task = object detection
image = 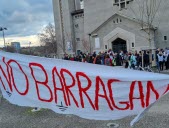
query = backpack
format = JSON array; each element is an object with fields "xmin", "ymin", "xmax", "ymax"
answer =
[
  {"xmin": 96, "ymin": 58, "xmax": 101, "ymax": 64},
  {"xmin": 105, "ymin": 58, "xmax": 110, "ymax": 65},
  {"xmin": 112, "ymin": 58, "xmax": 116, "ymax": 66}
]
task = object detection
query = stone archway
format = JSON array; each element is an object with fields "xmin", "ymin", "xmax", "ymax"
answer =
[
  {"xmin": 103, "ymin": 27, "xmax": 135, "ymax": 51},
  {"xmin": 112, "ymin": 38, "xmax": 127, "ymax": 53}
]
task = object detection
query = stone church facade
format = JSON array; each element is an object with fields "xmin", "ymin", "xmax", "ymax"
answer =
[{"xmin": 52, "ymin": 0, "xmax": 169, "ymax": 55}]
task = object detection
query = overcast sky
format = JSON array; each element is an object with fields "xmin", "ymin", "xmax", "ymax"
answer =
[{"xmin": 0, "ymin": 0, "xmax": 54, "ymax": 47}]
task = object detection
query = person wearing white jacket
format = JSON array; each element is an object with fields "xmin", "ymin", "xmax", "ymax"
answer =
[{"xmin": 157, "ymin": 51, "xmax": 164, "ymax": 71}]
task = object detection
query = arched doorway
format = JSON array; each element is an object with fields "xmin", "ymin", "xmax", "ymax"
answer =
[
  {"xmin": 103, "ymin": 27, "xmax": 136, "ymax": 52},
  {"xmin": 112, "ymin": 38, "xmax": 127, "ymax": 53}
]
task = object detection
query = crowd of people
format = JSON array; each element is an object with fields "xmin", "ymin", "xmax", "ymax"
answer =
[{"xmin": 63, "ymin": 48, "xmax": 169, "ymax": 71}]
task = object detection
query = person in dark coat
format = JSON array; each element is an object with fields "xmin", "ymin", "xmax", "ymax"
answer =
[
  {"xmin": 95, "ymin": 55, "xmax": 101, "ymax": 65},
  {"xmin": 116, "ymin": 53, "xmax": 121, "ymax": 66},
  {"xmin": 143, "ymin": 51, "xmax": 149, "ymax": 67},
  {"xmin": 89, "ymin": 55, "xmax": 93, "ymax": 63},
  {"xmin": 167, "ymin": 54, "xmax": 169, "ymax": 70}
]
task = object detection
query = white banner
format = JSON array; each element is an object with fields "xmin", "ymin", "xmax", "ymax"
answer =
[{"xmin": 0, "ymin": 51, "xmax": 169, "ymax": 126}]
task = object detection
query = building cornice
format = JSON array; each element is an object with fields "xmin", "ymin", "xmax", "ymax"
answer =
[{"xmin": 71, "ymin": 9, "xmax": 84, "ymax": 15}]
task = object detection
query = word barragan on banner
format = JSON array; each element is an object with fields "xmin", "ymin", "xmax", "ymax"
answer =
[{"xmin": 0, "ymin": 57, "xmax": 169, "ymax": 111}]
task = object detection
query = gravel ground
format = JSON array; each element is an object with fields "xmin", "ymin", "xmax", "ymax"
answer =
[
  {"xmin": 0, "ymin": 71, "xmax": 169, "ymax": 128},
  {"xmin": 0, "ymin": 92, "xmax": 169, "ymax": 128}
]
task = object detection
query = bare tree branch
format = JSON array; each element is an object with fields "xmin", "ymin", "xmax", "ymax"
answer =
[
  {"xmin": 38, "ymin": 23, "xmax": 58, "ymax": 55},
  {"xmin": 129, "ymin": 0, "xmax": 162, "ymax": 48},
  {"xmin": 81, "ymin": 39, "xmax": 90, "ymax": 52}
]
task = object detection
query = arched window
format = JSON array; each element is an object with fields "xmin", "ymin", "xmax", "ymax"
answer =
[
  {"xmin": 131, "ymin": 42, "xmax": 135, "ymax": 48},
  {"xmin": 80, "ymin": 0, "xmax": 84, "ymax": 9}
]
